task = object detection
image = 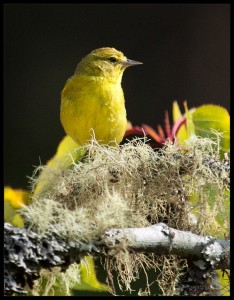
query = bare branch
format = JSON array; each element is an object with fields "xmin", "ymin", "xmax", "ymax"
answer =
[{"xmin": 101, "ymin": 223, "xmax": 230, "ymax": 269}]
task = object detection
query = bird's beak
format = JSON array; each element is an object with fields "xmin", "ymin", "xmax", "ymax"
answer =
[{"xmin": 122, "ymin": 59, "xmax": 143, "ymax": 67}]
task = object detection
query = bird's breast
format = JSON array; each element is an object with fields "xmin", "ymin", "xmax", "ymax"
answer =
[{"xmin": 61, "ymin": 76, "xmax": 127, "ymax": 145}]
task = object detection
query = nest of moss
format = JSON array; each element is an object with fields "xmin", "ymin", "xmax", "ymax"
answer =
[{"xmin": 22, "ymin": 136, "xmax": 229, "ymax": 296}]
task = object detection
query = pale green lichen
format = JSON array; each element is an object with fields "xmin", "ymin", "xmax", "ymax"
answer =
[{"xmin": 21, "ymin": 136, "xmax": 229, "ymax": 295}]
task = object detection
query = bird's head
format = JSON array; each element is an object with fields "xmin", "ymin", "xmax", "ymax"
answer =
[{"xmin": 75, "ymin": 47, "xmax": 142, "ymax": 83}]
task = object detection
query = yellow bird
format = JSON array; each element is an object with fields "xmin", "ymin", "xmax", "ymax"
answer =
[{"xmin": 60, "ymin": 47, "xmax": 142, "ymax": 146}]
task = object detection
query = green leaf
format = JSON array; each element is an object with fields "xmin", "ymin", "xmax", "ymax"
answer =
[
  {"xmin": 72, "ymin": 257, "xmax": 109, "ymax": 293},
  {"xmin": 184, "ymin": 101, "xmax": 196, "ymax": 138},
  {"xmin": 32, "ymin": 258, "xmax": 108, "ymax": 296},
  {"xmin": 33, "ymin": 135, "xmax": 86, "ymax": 198},
  {"xmin": 172, "ymin": 100, "xmax": 183, "ymax": 122},
  {"xmin": 191, "ymin": 105, "xmax": 230, "ymax": 157},
  {"xmin": 172, "ymin": 101, "xmax": 188, "ymax": 143},
  {"xmin": 217, "ymin": 270, "xmax": 230, "ymax": 296},
  {"xmin": 4, "ymin": 187, "xmax": 30, "ymax": 227}
]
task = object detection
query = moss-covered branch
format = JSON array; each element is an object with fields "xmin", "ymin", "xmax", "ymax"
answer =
[
  {"xmin": 9, "ymin": 136, "xmax": 229, "ymax": 296},
  {"xmin": 4, "ymin": 222, "xmax": 230, "ymax": 295}
]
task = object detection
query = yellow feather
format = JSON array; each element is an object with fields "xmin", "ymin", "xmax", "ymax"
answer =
[{"xmin": 60, "ymin": 47, "xmax": 142, "ymax": 145}]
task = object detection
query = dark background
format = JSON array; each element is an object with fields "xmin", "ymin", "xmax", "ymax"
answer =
[{"xmin": 4, "ymin": 4, "xmax": 230, "ymax": 189}]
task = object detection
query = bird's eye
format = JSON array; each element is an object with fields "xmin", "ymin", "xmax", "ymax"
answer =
[{"xmin": 109, "ymin": 57, "xmax": 117, "ymax": 63}]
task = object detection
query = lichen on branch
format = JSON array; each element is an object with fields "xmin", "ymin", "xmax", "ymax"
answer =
[{"xmin": 20, "ymin": 135, "xmax": 229, "ymax": 295}]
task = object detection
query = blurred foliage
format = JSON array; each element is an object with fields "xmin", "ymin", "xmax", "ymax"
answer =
[
  {"xmin": 186, "ymin": 104, "xmax": 230, "ymax": 158},
  {"xmin": 71, "ymin": 257, "xmax": 108, "ymax": 294},
  {"xmin": 4, "ymin": 187, "xmax": 30, "ymax": 227}
]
